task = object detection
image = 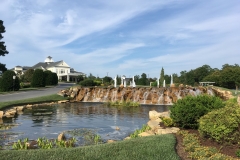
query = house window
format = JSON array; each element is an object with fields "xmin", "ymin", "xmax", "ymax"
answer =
[{"xmin": 61, "ymin": 69, "xmax": 65, "ymax": 74}]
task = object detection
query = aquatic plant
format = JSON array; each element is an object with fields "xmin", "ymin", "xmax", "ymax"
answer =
[
  {"xmin": 12, "ymin": 138, "xmax": 28, "ymax": 150},
  {"xmin": 104, "ymin": 101, "xmax": 140, "ymax": 107},
  {"xmin": 37, "ymin": 137, "xmax": 53, "ymax": 149},
  {"xmin": 130, "ymin": 124, "xmax": 151, "ymax": 138}
]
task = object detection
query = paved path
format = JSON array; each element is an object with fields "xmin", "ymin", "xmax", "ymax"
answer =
[{"xmin": 0, "ymin": 82, "xmax": 74, "ymax": 102}]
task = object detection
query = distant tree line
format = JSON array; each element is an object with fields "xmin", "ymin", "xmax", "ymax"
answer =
[
  {"xmin": 130, "ymin": 64, "xmax": 240, "ymax": 90},
  {"xmin": 77, "ymin": 63, "xmax": 240, "ymax": 90}
]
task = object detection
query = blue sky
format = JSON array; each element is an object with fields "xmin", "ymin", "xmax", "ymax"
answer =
[{"xmin": 0, "ymin": 0, "xmax": 239, "ymax": 78}]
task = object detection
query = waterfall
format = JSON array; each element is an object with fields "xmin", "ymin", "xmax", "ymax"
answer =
[
  {"xmin": 157, "ymin": 91, "xmax": 164, "ymax": 104},
  {"xmin": 111, "ymin": 90, "xmax": 118, "ymax": 102},
  {"xmin": 103, "ymin": 89, "xmax": 110, "ymax": 102},
  {"xmin": 143, "ymin": 91, "xmax": 149, "ymax": 104}
]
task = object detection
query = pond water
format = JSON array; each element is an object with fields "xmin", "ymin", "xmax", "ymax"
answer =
[{"xmin": 0, "ymin": 103, "xmax": 170, "ymax": 146}]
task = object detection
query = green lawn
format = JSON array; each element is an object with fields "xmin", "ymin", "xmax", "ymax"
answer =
[
  {"xmin": 0, "ymin": 134, "xmax": 180, "ymax": 160},
  {"xmin": 0, "ymin": 94, "xmax": 68, "ymax": 110}
]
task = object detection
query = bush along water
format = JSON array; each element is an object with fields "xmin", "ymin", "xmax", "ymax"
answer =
[
  {"xmin": 130, "ymin": 124, "xmax": 151, "ymax": 138},
  {"xmin": 160, "ymin": 117, "xmax": 175, "ymax": 127},
  {"xmin": 11, "ymin": 129, "xmax": 103, "ymax": 150},
  {"xmin": 170, "ymin": 94, "xmax": 224, "ymax": 129},
  {"xmin": 12, "ymin": 138, "xmax": 29, "ymax": 150},
  {"xmin": 104, "ymin": 100, "xmax": 140, "ymax": 107},
  {"xmin": 198, "ymin": 98, "xmax": 240, "ymax": 144},
  {"xmin": 12, "ymin": 137, "xmax": 77, "ymax": 150}
]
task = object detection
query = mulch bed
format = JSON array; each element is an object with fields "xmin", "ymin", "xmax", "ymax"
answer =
[{"xmin": 175, "ymin": 129, "xmax": 240, "ymax": 159}]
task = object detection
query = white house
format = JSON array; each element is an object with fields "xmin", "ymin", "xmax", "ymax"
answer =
[{"xmin": 12, "ymin": 56, "xmax": 85, "ymax": 82}]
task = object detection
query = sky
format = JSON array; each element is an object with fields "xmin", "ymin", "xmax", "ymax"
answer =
[{"xmin": 0, "ymin": 0, "xmax": 239, "ymax": 78}]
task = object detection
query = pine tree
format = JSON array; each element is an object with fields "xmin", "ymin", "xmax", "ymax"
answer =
[
  {"xmin": 159, "ymin": 67, "xmax": 165, "ymax": 87},
  {"xmin": 0, "ymin": 20, "xmax": 8, "ymax": 73}
]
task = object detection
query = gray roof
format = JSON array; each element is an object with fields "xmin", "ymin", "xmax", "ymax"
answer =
[{"xmin": 31, "ymin": 61, "xmax": 63, "ymax": 69}]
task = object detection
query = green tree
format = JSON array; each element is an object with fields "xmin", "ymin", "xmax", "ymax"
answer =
[
  {"xmin": 134, "ymin": 75, "xmax": 140, "ymax": 85},
  {"xmin": 179, "ymin": 70, "xmax": 195, "ymax": 86},
  {"xmin": 0, "ymin": 20, "xmax": 9, "ymax": 73},
  {"xmin": 0, "ymin": 70, "xmax": 20, "ymax": 91},
  {"xmin": 138, "ymin": 73, "xmax": 148, "ymax": 85},
  {"xmin": 193, "ymin": 65, "xmax": 213, "ymax": 83},
  {"xmin": 159, "ymin": 67, "xmax": 164, "ymax": 87},
  {"xmin": 44, "ymin": 70, "xmax": 54, "ymax": 85},
  {"xmin": 203, "ymin": 70, "xmax": 221, "ymax": 86},
  {"xmin": 0, "ymin": 63, "xmax": 7, "ymax": 73},
  {"xmin": 219, "ymin": 64, "xmax": 240, "ymax": 89},
  {"xmin": 103, "ymin": 76, "xmax": 112, "ymax": 83},
  {"xmin": 88, "ymin": 73, "xmax": 96, "ymax": 80},
  {"xmin": 31, "ymin": 69, "xmax": 45, "ymax": 87},
  {"xmin": 52, "ymin": 73, "xmax": 58, "ymax": 85},
  {"xmin": 116, "ymin": 75, "xmax": 121, "ymax": 85},
  {"xmin": 23, "ymin": 69, "xmax": 34, "ymax": 83},
  {"xmin": 77, "ymin": 75, "xmax": 84, "ymax": 82},
  {"xmin": 164, "ymin": 75, "xmax": 171, "ymax": 85},
  {"xmin": 172, "ymin": 73, "xmax": 180, "ymax": 84}
]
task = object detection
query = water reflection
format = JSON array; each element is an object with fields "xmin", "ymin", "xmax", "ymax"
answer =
[{"xmin": 0, "ymin": 102, "xmax": 170, "ymax": 145}]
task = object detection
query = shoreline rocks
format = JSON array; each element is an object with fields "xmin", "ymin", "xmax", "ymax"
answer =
[{"xmin": 0, "ymin": 101, "xmax": 69, "ymax": 119}]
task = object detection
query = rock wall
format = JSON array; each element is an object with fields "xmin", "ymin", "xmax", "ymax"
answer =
[{"xmin": 59, "ymin": 86, "xmax": 217, "ymax": 105}]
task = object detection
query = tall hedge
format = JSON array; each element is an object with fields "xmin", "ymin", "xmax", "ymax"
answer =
[
  {"xmin": 170, "ymin": 94, "xmax": 224, "ymax": 129},
  {"xmin": 198, "ymin": 99, "xmax": 240, "ymax": 144},
  {"xmin": 44, "ymin": 70, "xmax": 53, "ymax": 86},
  {"xmin": 44, "ymin": 71, "xmax": 58, "ymax": 86},
  {"xmin": 31, "ymin": 69, "xmax": 45, "ymax": 87},
  {"xmin": 0, "ymin": 70, "xmax": 20, "ymax": 91},
  {"xmin": 52, "ymin": 73, "xmax": 58, "ymax": 85}
]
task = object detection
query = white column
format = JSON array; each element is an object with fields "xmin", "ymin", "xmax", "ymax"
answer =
[
  {"xmin": 114, "ymin": 76, "xmax": 117, "ymax": 88},
  {"xmin": 67, "ymin": 73, "xmax": 69, "ymax": 81}
]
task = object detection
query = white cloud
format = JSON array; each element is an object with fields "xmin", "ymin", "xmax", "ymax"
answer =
[{"xmin": 0, "ymin": 0, "xmax": 239, "ymax": 78}]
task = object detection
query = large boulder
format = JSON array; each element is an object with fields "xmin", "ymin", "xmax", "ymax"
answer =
[
  {"xmin": 0, "ymin": 111, "xmax": 3, "ymax": 119},
  {"xmin": 138, "ymin": 130, "xmax": 155, "ymax": 137},
  {"xmin": 149, "ymin": 110, "xmax": 162, "ymax": 120},
  {"xmin": 58, "ymin": 132, "xmax": 66, "ymax": 141},
  {"xmin": 147, "ymin": 120, "xmax": 160, "ymax": 130}
]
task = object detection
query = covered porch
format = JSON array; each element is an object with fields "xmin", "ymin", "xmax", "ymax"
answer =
[{"xmin": 58, "ymin": 73, "xmax": 83, "ymax": 82}]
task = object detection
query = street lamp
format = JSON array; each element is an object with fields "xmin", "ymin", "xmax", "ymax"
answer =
[{"xmin": 13, "ymin": 75, "xmax": 16, "ymax": 91}]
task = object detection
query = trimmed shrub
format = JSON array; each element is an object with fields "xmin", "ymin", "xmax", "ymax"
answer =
[
  {"xmin": 0, "ymin": 70, "xmax": 20, "ymax": 91},
  {"xmin": 44, "ymin": 70, "xmax": 57, "ymax": 86},
  {"xmin": 52, "ymin": 73, "xmax": 58, "ymax": 85},
  {"xmin": 170, "ymin": 94, "xmax": 224, "ymax": 129},
  {"xmin": 160, "ymin": 117, "xmax": 175, "ymax": 127},
  {"xmin": 79, "ymin": 79, "xmax": 96, "ymax": 86},
  {"xmin": 31, "ymin": 69, "xmax": 45, "ymax": 87},
  {"xmin": 198, "ymin": 99, "xmax": 240, "ymax": 144},
  {"xmin": 23, "ymin": 69, "xmax": 34, "ymax": 82}
]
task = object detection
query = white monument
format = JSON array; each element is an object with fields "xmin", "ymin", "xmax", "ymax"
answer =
[
  {"xmin": 163, "ymin": 80, "xmax": 166, "ymax": 87},
  {"xmin": 121, "ymin": 75, "xmax": 126, "ymax": 87},
  {"xmin": 132, "ymin": 76, "xmax": 136, "ymax": 87},
  {"xmin": 170, "ymin": 75, "xmax": 173, "ymax": 85},
  {"xmin": 114, "ymin": 76, "xmax": 117, "ymax": 88}
]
